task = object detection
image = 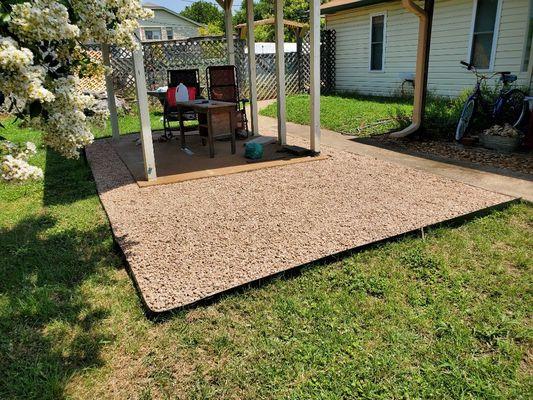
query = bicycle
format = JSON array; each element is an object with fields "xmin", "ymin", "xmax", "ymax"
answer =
[{"xmin": 455, "ymin": 60, "xmax": 526, "ymax": 141}]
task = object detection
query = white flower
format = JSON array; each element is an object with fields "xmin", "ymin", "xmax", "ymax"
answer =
[
  {"xmin": 10, "ymin": 0, "xmax": 80, "ymax": 43},
  {"xmin": 1, "ymin": 155, "xmax": 43, "ymax": 181},
  {"xmin": 0, "ymin": 37, "xmax": 55, "ymax": 103}
]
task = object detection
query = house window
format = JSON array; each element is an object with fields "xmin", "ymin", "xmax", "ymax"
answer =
[
  {"xmin": 469, "ymin": 0, "xmax": 501, "ymax": 69},
  {"xmin": 370, "ymin": 14, "xmax": 386, "ymax": 71},
  {"xmin": 522, "ymin": 0, "xmax": 533, "ymax": 71},
  {"xmin": 144, "ymin": 28, "xmax": 161, "ymax": 41},
  {"xmin": 166, "ymin": 27, "xmax": 174, "ymax": 40}
]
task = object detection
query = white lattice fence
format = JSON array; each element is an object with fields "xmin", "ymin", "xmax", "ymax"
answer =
[
  {"xmin": 78, "ymin": 48, "xmax": 106, "ymax": 93},
  {"xmin": 77, "ymin": 32, "xmax": 335, "ymax": 101}
]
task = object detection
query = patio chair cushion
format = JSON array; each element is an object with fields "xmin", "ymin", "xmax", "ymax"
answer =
[
  {"xmin": 187, "ymin": 86, "xmax": 197, "ymax": 100},
  {"xmin": 166, "ymin": 87, "xmax": 177, "ymax": 107}
]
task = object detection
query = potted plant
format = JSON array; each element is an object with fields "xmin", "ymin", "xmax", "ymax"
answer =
[{"xmin": 480, "ymin": 124, "xmax": 523, "ymax": 153}]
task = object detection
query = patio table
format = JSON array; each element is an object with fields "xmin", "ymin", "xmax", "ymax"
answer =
[
  {"xmin": 176, "ymin": 99, "xmax": 237, "ymax": 158},
  {"xmin": 147, "ymin": 90, "xmax": 166, "ymax": 106}
]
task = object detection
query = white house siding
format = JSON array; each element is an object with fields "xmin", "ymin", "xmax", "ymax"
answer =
[
  {"xmin": 139, "ymin": 9, "xmax": 200, "ymax": 41},
  {"xmin": 325, "ymin": 0, "xmax": 532, "ymax": 97}
]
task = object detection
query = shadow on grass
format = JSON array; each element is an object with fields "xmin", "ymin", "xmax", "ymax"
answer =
[
  {"xmin": 1, "ymin": 145, "xmax": 123, "ymax": 398},
  {"xmin": 42, "ymin": 147, "xmax": 97, "ymax": 207},
  {"xmin": 0, "ymin": 213, "xmax": 115, "ymax": 399}
]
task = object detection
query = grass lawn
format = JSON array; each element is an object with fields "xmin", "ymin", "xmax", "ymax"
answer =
[
  {"xmin": 1, "ymin": 114, "xmax": 532, "ymax": 399},
  {"xmin": 259, "ymin": 93, "xmax": 466, "ymax": 137},
  {"xmin": 260, "ymin": 93, "xmax": 413, "ymax": 136}
]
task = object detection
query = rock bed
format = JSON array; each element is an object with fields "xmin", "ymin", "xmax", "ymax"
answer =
[
  {"xmin": 364, "ymin": 135, "xmax": 533, "ymax": 176},
  {"xmin": 86, "ymin": 136, "xmax": 513, "ymax": 312}
]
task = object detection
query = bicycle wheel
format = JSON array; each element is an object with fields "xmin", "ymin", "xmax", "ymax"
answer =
[
  {"xmin": 499, "ymin": 89, "xmax": 526, "ymax": 127},
  {"xmin": 455, "ymin": 98, "xmax": 476, "ymax": 141}
]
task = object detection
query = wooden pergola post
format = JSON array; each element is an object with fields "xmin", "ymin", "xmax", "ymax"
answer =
[
  {"xmin": 274, "ymin": 0, "xmax": 287, "ymax": 145},
  {"xmin": 101, "ymin": 44, "xmax": 120, "ymax": 141},
  {"xmin": 309, "ymin": 0, "xmax": 321, "ymax": 153},
  {"xmin": 246, "ymin": 0, "xmax": 259, "ymax": 135},
  {"xmin": 223, "ymin": 0, "xmax": 235, "ymax": 65},
  {"xmin": 132, "ymin": 41, "xmax": 157, "ymax": 181}
]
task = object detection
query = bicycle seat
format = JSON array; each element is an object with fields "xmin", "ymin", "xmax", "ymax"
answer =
[{"xmin": 500, "ymin": 74, "xmax": 517, "ymax": 83}]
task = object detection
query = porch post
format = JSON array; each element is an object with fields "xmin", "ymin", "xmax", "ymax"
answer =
[
  {"xmin": 274, "ymin": 0, "xmax": 287, "ymax": 145},
  {"xmin": 101, "ymin": 44, "xmax": 120, "ymax": 141},
  {"xmin": 309, "ymin": 0, "xmax": 321, "ymax": 153},
  {"xmin": 224, "ymin": 0, "xmax": 236, "ymax": 65},
  {"xmin": 132, "ymin": 42, "xmax": 157, "ymax": 181},
  {"xmin": 246, "ymin": 0, "xmax": 259, "ymax": 135}
]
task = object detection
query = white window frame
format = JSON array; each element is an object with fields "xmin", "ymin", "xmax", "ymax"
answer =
[
  {"xmin": 467, "ymin": 0, "xmax": 503, "ymax": 72},
  {"xmin": 369, "ymin": 12, "xmax": 387, "ymax": 72},
  {"xmin": 521, "ymin": 0, "xmax": 533, "ymax": 72}
]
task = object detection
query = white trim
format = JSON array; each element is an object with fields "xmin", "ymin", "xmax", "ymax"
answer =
[
  {"xmin": 467, "ymin": 0, "xmax": 503, "ymax": 72},
  {"xmin": 368, "ymin": 12, "xmax": 387, "ymax": 72},
  {"xmin": 521, "ymin": 0, "xmax": 533, "ymax": 72}
]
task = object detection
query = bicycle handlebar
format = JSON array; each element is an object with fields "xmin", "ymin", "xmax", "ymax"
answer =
[{"xmin": 460, "ymin": 60, "xmax": 472, "ymax": 70}]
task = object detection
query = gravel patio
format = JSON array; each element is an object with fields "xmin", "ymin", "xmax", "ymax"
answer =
[{"xmin": 86, "ymin": 135, "xmax": 514, "ymax": 313}]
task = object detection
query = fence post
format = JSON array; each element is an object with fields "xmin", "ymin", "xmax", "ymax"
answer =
[{"xmin": 296, "ymin": 32, "xmax": 303, "ymax": 93}]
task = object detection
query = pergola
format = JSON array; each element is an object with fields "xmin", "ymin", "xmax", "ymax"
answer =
[{"xmin": 102, "ymin": 0, "xmax": 433, "ymax": 182}]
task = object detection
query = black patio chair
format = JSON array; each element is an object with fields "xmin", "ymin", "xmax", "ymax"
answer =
[
  {"xmin": 206, "ymin": 65, "xmax": 249, "ymax": 137},
  {"xmin": 163, "ymin": 69, "xmax": 202, "ymax": 139}
]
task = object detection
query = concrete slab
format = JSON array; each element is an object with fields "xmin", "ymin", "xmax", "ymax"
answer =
[{"xmin": 255, "ymin": 104, "xmax": 533, "ymax": 202}]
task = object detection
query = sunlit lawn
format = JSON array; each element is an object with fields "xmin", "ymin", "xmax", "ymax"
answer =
[
  {"xmin": 260, "ymin": 93, "xmax": 413, "ymax": 136},
  {"xmin": 0, "ymin": 113, "xmax": 531, "ymax": 399}
]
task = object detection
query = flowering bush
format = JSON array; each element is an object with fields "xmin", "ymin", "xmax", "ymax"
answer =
[
  {"xmin": 0, "ymin": 0, "xmax": 153, "ymax": 181},
  {"xmin": 0, "ymin": 140, "xmax": 43, "ymax": 182}
]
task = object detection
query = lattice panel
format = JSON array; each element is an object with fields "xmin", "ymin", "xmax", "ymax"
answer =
[
  {"xmin": 300, "ymin": 29, "xmax": 336, "ymax": 94},
  {"xmin": 76, "ymin": 31, "xmax": 336, "ymax": 102},
  {"xmin": 143, "ymin": 38, "xmax": 229, "ymax": 98},
  {"xmin": 78, "ymin": 48, "xmax": 106, "ymax": 93}
]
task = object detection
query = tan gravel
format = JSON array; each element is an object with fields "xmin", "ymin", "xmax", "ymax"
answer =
[{"xmin": 86, "ymin": 136, "xmax": 513, "ymax": 312}]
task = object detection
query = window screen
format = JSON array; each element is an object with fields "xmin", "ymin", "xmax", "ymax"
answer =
[
  {"xmin": 166, "ymin": 27, "xmax": 174, "ymax": 40},
  {"xmin": 145, "ymin": 28, "xmax": 161, "ymax": 40},
  {"xmin": 370, "ymin": 15, "xmax": 385, "ymax": 71},
  {"xmin": 470, "ymin": 0, "xmax": 499, "ymax": 69}
]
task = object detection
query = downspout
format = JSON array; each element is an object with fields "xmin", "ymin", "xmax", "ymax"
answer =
[{"xmin": 390, "ymin": 0, "xmax": 434, "ymax": 138}]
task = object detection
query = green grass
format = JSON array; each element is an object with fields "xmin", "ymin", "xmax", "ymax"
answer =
[
  {"xmin": 259, "ymin": 93, "xmax": 471, "ymax": 138},
  {"xmin": 1, "ymin": 114, "xmax": 532, "ymax": 399},
  {"xmin": 260, "ymin": 93, "xmax": 413, "ymax": 136}
]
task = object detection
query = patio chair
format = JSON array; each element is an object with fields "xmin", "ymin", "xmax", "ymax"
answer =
[
  {"xmin": 206, "ymin": 65, "xmax": 249, "ymax": 138},
  {"xmin": 163, "ymin": 69, "xmax": 201, "ymax": 140}
]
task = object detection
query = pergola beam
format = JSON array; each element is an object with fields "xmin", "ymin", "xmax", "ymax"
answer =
[
  {"xmin": 246, "ymin": 0, "xmax": 259, "ymax": 135},
  {"xmin": 274, "ymin": 0, "xmax": 287, "ymax": 145}
]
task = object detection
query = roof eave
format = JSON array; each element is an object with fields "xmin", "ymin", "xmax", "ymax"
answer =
[{"xmin": 321, "ymin": 0, "xmax": 393, "ymax": 15}]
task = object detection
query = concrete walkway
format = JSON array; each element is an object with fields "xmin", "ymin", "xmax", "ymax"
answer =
[{"xmin": 256, "ymin": 101, "xmax": 533, "ymax": 202}]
